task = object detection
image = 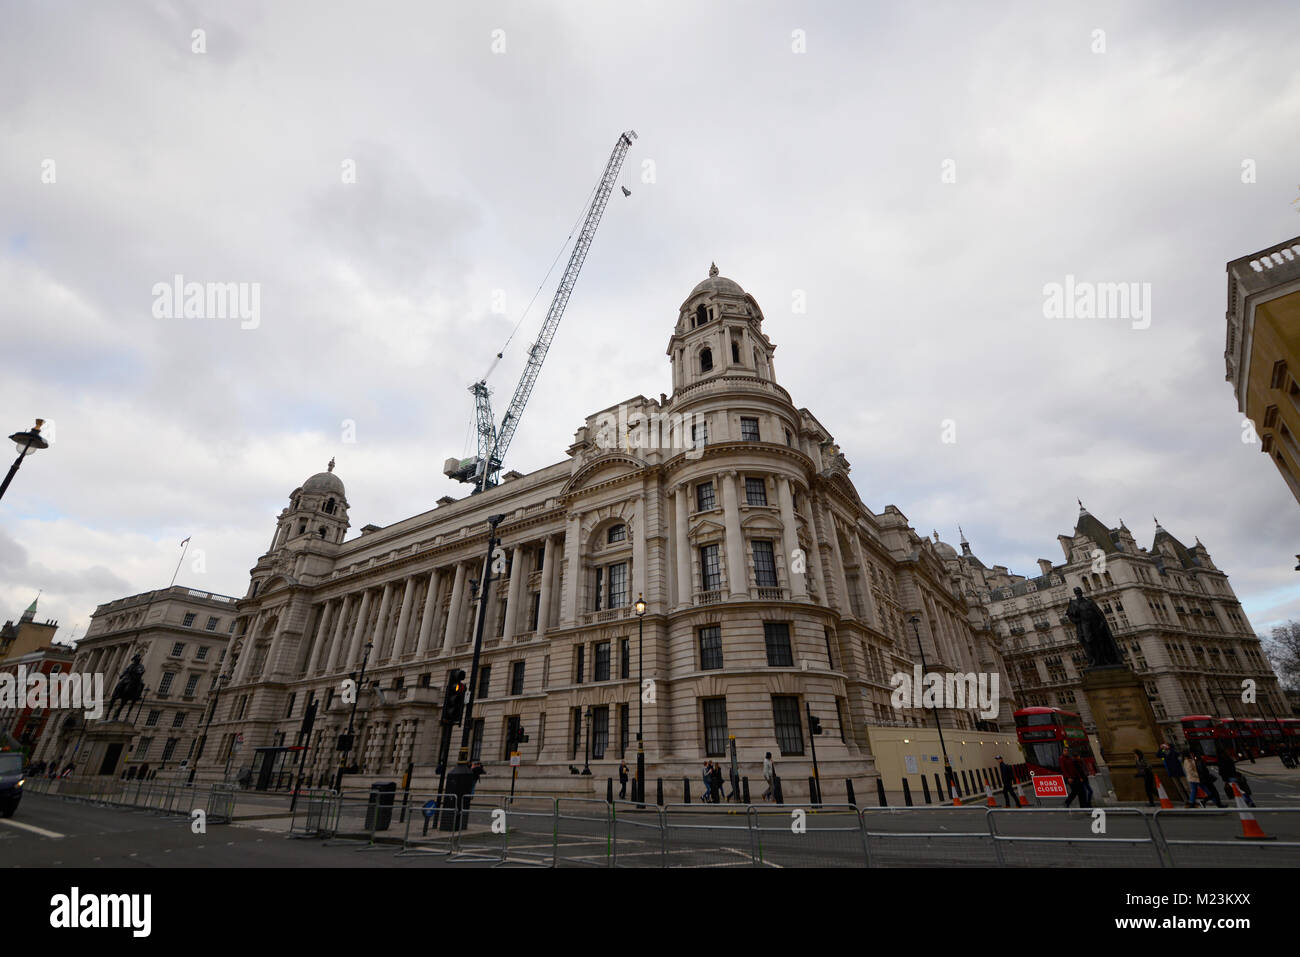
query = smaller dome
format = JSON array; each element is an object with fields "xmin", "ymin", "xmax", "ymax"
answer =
[
  {"xmin": 934, "ymin": 540, "xmax": 958, "ymax": 560},
  {"xmin": 689, "ymin": 262, "xmax": 746, "ymax": 299},
  {"xmin": 303, "ymin": 458, "xmax": 344, "ymax": 495}
]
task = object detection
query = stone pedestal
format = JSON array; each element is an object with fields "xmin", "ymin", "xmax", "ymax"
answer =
[
  {"xmin": 1079, "ymin": 665, "xmax": 1163, "ymax": 803},
  {"xmin": 79, "ymin": 721, "xmax": 136, "ymax": 778}
]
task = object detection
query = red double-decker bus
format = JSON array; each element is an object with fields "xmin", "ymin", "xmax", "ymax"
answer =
[
  {"xmin": 1014, "ymin": 707, "xmax": 1096, "ymax": 776},
  {"xmin": 1180, "ymin": 715, "xmax": 1220, "ymax": 762}
]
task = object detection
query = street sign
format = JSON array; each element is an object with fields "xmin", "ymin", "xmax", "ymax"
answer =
[
  {"xmin": 510, "ymin": 752, "xmax": 521, "ymax": 767},
  {"xmin": 1032, "ymin": 774, "xmax": 1068, "ymax": 798}
]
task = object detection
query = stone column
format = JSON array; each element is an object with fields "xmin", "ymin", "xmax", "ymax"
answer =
[
  {"xmin": 633, "ymin": 496, "xmax": 648, "ymax": 605},
  {"xmin": 721, "ymin": 471, "xmax": 747, "ymax": 599},
  {"xmin": 674, "ymin": 485, "xmax": 691, "ymax": 609},
  {"xmin": 441, "ymin": 562, "xmax": 467, "ymax": 655},
  {"xmin": 371, "ymin": 582, "xmax": 395, "ymax": 661},
  {"xmin": 232, "ymin": 615, "xmax": 261, "ymax": 684},
  {"xmin": 263, "ymin": 615, "xmax": 290, "ymax": 680},
  {"xmin": 846, "ymin": 532, "xmax": 878, "ymax": 629},
  {"xmin": 346, "ymin": 589, "xmax": 373, "ymax": 667},
  {"xmin": 562, "ymin": 513, "xmax": 582, "ymax": 624},
  {"xmin": 414, "ymin": 568, "xmax": 441, "ymax": 658},
  {"xmin": 305, "ymin": 600, "xmax": 334, "ymax": 675},
  {"xmin": 536, "ymin": 535, "xmax": 557, "ymax": 638},
  {"xmin": 391, "ymin": 575, "xmax": 417, "ymax": 660},
  {"xmin": 777, "ymin": 477, "xmax": 807, "ymax": 600},
  {"xmin": 800, "ymin": 496, "xmax": 827, "ymax": 602},
  {"xmin": 326, "ymin": 594, "xmax": 353, "ymax": 673},
  {"xmin": 503, "ymin": 545, "xmax": 526, "ymax": 643},
  {"xmin": 823, "ymin": 506, "xmax": 852, "ymax": 616}
]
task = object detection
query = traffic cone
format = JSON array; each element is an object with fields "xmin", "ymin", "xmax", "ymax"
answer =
[
  {"xmin": 1155, "ymin": 776, "xmax": 1174, "ymax": 810},
  {"xmin": 1230, "ymin": 782, "xmax": 1274, "ymax": 841},
  {"xmin": 950, "ymin": 784, "xmax": 962, "ymax": 807},
  {"xmin": 985, "ymin": 785, "xmax": 996, "ymax": 807}
]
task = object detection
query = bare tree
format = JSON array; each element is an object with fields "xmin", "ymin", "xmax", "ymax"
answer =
[{"xmin": 1262, "ymin": 621, "xmax": 1300, "ymax": 690}]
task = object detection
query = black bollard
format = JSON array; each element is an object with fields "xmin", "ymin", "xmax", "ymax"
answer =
[
  {"xmin": 742, "ymin": 776, "xmax": 751, "ymax": 804},
  {"xmin": 606, "ymin": 778, "xmax": 614, "ymax": 803},
  {"xmin": 921, "ymin": 774, "xmax": 932, "ymax": 804},
  {"xmin": 808, "ymin": 776, "xmax": 818, "ymax": 806},
  {"xmin": 902, "ymin": 778, "xmax": 913, "ymax": 807},
  {"xmin": 876, "ymin": 777, "xmax": 888, "ymax": 807},
  {"xmin": 935, "ymin": 773, "xmax": 943, "ymax": 800},
  {"xmin": 846, "ymin": 779, "xmax": 856, "ymax": 808},
  {"xmin": 774, "ymin": 774, "xmax": 784, "ymax": 804},
  {"xmin": 683, "ymin": 777, "xmax": 690, "ymax": 804},
  {"xmin": 657, "ymin": 778, "xmax": 664, "ymax": 807}
]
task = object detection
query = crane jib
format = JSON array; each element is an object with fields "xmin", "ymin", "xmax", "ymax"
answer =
[{"xmin": 461, "ymin": 130, "xmax": 638, "ymax": 493}]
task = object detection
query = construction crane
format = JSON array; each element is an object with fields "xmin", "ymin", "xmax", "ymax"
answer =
[{"xmin": 443, "ymin": 130, "xmax": 637, "ymax": 492}]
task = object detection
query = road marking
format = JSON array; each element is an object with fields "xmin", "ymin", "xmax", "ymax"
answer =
[{"xmin": 0, "ymin": 819, "xmax": 65, "ymax": 839}]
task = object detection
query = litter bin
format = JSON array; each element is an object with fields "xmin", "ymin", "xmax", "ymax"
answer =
[{"xmin": 364, "ymin": 781, "xmax": 398, "ymax": 832}]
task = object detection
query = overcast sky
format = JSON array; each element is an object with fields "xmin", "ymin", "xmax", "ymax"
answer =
[{"xmin": 2, "ymin": 0, "xmax": 1299, "ymax": 647}]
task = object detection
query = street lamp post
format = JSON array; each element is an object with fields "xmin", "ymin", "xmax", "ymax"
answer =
[
  {"xmin": 582, "ymin": 705, "xmax": 593, "ymax": 775},
  {"xmin": 635, "ymin": 594, "xmax": 646, "ymax": 805},
  {"xmin": 190, "ymin": 672, "xmax": 230, "ymax": 785},
  {"xmin": 0, "ymin": 419, "xmax": 49, "ymax": 502},
  {"xmin": 910, "ymin": 615, "xmax": 955, "ymax": 800},
  {"xmin": 334, "ymin": 640, "xmax": 374, "ymax": 792}
]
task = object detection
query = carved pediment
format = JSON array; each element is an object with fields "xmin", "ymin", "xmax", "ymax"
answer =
[{"xmin": 564, "ymin": 453, "xmax": 644, "ymax": 495}]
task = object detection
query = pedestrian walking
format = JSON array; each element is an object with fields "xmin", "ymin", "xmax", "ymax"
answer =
[
  {"xmin": 1061, "ymin": 745, "xmax": 1090, "ymax": 808},
  {"xmin": 1193, "ymin": 753, "xmax": 1225, "ymax": 808},
  {"xmin": 996, "ymin": 755, "xmax": 1018, "ymax": 808},
  {"xmin": 701, "ymin": 761, "xmax": 713, "ymax": 803},
  {"xmin": 711, "ymin": 762, "xmax": 723, "ymax": 804},
  {"xmin": 1159, "ymin": 743, "xmax": 1187, "ymax": 802},
  {"xmin": 728, "ymin": 763, "xmax": 740, "ymax": 802},
  {"xmin": 761, "ymin": 752, "xmax": 774, "ymax": 801},
  {"xmin": 618, "ymin": 760, "xmax": 629, "ymax": 800},
  {"xmin": 1133, "ymin": 749, "xmax": 1158, "ymax": 806},
  {"xmin": 1214, "ymin": 746, "xmax": 1254, "ymax": 807}
]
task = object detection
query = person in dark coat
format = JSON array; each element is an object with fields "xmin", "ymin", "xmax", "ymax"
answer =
[
  {"xmin": 996, "ymin": 755, "xmax": 1018, "ymax": 808},
  {"xmin": 1192, "ymin": 753, "xmax": 1225, "ymax": 808},
  {"xmin": 711, "ymin": 762, "xmax": 724, "ymax": 804},
  {"xmin": 1215, "ymin": 746, "xmax": 1254, "ymax": 807},
  {"xmin": 1060, "ymin": 746, "xmax": 1090, "ymax": 808},
  {"xmin": 1159, "ymin": 744, "xmax": 1186, "ymax": 802},
  {"xmin": 618, "ymin": 761, "xmax": 629, "ymax": 800},
  {"xmin": 1133, "ymin": 749, "xmax": 1158, "ymax": 806}
]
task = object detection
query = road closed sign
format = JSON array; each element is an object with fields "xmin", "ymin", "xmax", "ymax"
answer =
[{"xmin": 1032, "ymin": 774, "xmax": 1068, "ymax": 798}]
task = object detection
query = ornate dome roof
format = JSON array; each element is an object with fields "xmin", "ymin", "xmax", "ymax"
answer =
[
  {"xmin": 689, "ymin": 262, "xmax": 746, "ymax": 299},
  {"xmin": 302, "ymin": 458, "xmax": 344, "ymax": 495}
]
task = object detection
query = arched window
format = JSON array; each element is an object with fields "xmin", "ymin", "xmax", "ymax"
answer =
[
  {"xmin": 607, "ymin": 524, "xmax": 627, "ymax": 544},
  {"xmin": 696, "ymin": 304, "xmax": 708, "ymax": 326},
  {"xmin": 731, "ymin": 339, "xmax": 740, "ymax": 364},
  {"xmin": 323, "ymin": 497, "xmax": 336, "ymax": 515},
  {"xmin": 700, "ymin": 348, "xmax": 713, "ymax": 373},
  {"xmin": 318, "ymin": 527, "xmax": 327, "ymax": 538}
]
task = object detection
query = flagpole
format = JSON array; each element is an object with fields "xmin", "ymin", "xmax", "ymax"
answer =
[{"xmin": 170, "ymin": 537, "xmax": 191, "ymax": 588}]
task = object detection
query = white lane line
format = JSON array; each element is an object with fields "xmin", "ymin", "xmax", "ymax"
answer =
[{"xmin": 0, "ymin": 819, "xmax": 65, "ymax": 839}]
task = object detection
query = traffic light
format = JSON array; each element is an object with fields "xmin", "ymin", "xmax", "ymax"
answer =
[
  {"xmin": 442, "ymin": 670, "xmax": 467, "ymax": 726},
  {"xmin": 808, "ymin": 714, "xmax": 823, "ymax": 736}
]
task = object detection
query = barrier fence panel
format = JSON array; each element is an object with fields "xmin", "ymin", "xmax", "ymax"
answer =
[
  {"xmin": 750, "ymin": 804, "xmax": 867, "ymax": 868},
  {"xmin": 397, "ymin": 794, "xmax": 459, "ymax": 856},
  {"xmin": 610, "ymin": 800, "xmax": 666, "ymax": 868},
  {"xmin": 987, "ymin": 808, "xmax": 1165, "ymax": 868},
  {"xmin": 859, "ymin": 807, "xmax": 999, "ymax": 867},
  {"xmin": 288, "ymin": 788, "xmax": 340, "ymax": 838},
  {"xmin": 554, "ymin": 798, "xmax": 614, "ymax": 867},
  {"xmin": 499, "ymin": 796, "xmax": 560, "ymax": 867},
  {"xmin": 662, "ymin": 804, "xmax": 756, "ymax": 868},
  {"xmin": 206, "ymin": 785, "xmax": 236, "ymax": 825},
  {"xmin": 449, "ymin": 792, "xmax": 512, "ymax": 864},
  {"xmin": 1153, "ymin": 807, "xmax": 1300, "ymax": 868}
]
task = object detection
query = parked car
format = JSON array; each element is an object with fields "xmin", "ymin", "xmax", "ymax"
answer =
[{"xmin": 0, "ymin": 751, "xmax": 25, "ymax": 817}]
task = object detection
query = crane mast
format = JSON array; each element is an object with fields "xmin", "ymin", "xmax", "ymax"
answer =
[{"xmin": 444, "ymin": 130, "xmax": 637, "ymax": 492}]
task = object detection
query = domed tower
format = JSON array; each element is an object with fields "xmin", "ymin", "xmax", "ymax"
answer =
[
  {"xmin": 667, "ymin": 263, "xmax": 777, "ymax": 394},
  {"xmin": 265, "ymin": 459, "xmax": 350, "ymax": 555}
]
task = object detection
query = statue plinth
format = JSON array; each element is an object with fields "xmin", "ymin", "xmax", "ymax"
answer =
[{"xmin": 1079, "ymin": 665, "xmax": 1163, "ymax": 802}]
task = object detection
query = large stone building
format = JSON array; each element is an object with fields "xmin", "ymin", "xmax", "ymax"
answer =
[
  {"xmin": 1, "ymin": 595, "xmax": 58, "ymax": 662},
  {"xmin": 944, "ymin": 505, "xmax": 1286, "ymax": 744},
  {"xmin": 37, "ymin": 585, "xmax": 239, "ymax": 777},
  {"xmin": 1226, "ymin": 234, "xmax": 1300, "ymax": 505},
  {"xmin": 198, "ymin": 267, "xmax": 1017, "ymax": 799}
]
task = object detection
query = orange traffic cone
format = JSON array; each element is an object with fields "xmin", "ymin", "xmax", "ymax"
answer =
[
  {"xmin": 951, "ymin": 784, "xmax": 962, "ymax": 807},
  {"xmin": 985, "ymin": 785, "xmax": 997, "ymax": 807},
  {"xmin": 1018, "ymin": 791, "xmax": 1029, "ymax": 807},
  {"xmin": 1231, "ymin": 782, "xmax": 1274, "ymax": 840},
  {"xmin": 1155, "ymin": 776, "xmax": 1174, "ymax": 810}
]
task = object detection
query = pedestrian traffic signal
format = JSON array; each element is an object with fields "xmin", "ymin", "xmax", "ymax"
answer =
[
  {"xmin": 442, "ymin": 670, "xmax": 467, "ymax": 725},
  {"xmin": 809, "ymin": 714, "xmax": 823, "ymax": 736}
]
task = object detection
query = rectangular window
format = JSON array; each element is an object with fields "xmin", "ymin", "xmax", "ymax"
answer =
[
  {"xmin": 699, "ymin": 625, "xmax": 723, "ymax": 670},
  {"xmin": 745, "ymin": 477, "xmax": 767, "ymax": 506},
  {"xmin": 594, "ymin": 566, "xmax": 603, "ymax": 611},
  {"xmin": 136, "ymin": 737, "xmax": 153, "ymax": 760},
  {"xmin": 696, "ymin": 481, "xmax": 716, "ymax": 511},
  {"xmin": 703, "ymin": 697, "xmax": 729, "ymax": 757},
  {"xmin": 591, "ymin": 706, "xmax": 609, "ymax": 759},
  {"xmin": 607, "ymin": 524, "xmax": 626, "ymax": 544},
  {"xmin": 740, "ymin": 417, "xmax": 760, "ymax": 442},
  {"xmin": 284, "ymin": 692, "xmax": 296, "ymax": 718},
  {"xmin": 145, "ymin": 709, "xmax": 161, "ymax": 728},
  {"xmin": 172, "ymin": 712, "xmax": 186, "ymax": 729},
  {"xmin": 505, "ymin": 715, "xmax": 524, "ymax": 760},
  {"xmin": 171, "ymin": 642, "xmax": 185, "ymax": 656},
  {"xmin": 495, "ymin": 598, "xmax": 507, "ymax": 637},
  {"xmin": 529, "ymin": 592, "xmax": 541, "ymax": 630},
  {"xmin": 835, "ymin": 698, "xmax": 846, "ymax": 743},
  {"xmin": 158, "ymin": 672, "xmax": 176, "ymax": 696},
  {"xmin": 620, "ymin": 703, "xmax": 630, "ymax": 756},
  {"xmin": 511, "ymin": 660, "xmax": 525, "ymax": 696},
  {"xmin": 183, "ymin": 674, "xmax": 200, "ymax": 697},
  {"xmin": 691, "ymin": 421, "xmax": 709, "ymax": 447},
  {"xmin": 478, "ymin": 665, "xmax": 491, "ymax": 699},
  {"xmin": 594, "ymin": 641, "xmax": 611, "ymax": 681},
  {"xmin": 607, "ymin": 562, "xmax": 628, "ymax": 608},
  {"xmin": 575, "ymin": 645, "xmax": 585, "ymax": 684},
  {"xmin": 571, "ymin": 707, "xmax": 582, "ymax": 759},
  {"xmin": 772, "ymin": 695, "xmax": 805, "ymax": 755},
  {"xmin": 700, "ymin": 544, "xmax": 722, "ymax": 591},
  {"xmin": 824, "ymin": 630, "xmax": 835, "ymax": 670},
  {"xmin": 620, "ymin": 638, "xmax": 630, "ymax": 680},
  {"xmin": 470, "ymin": 718, "xmax": 485, "ymax": 762},
  {"xmin": 205, "ymin": 616, "xmax": 219, "ymax": 631},
  {"xmin": 196, "ymin": 646, "xmax": 209, "ymax": 662},
  {"xmin": 764, "ymin": 622, "xmax": 794, "ymax": 667},
  {"xmin": 181, "ymin": 613, "xmax": 196, "ymax": 628},
  {"xmin": 752, "ymin": 540, "xmax": 778, "ymax": 587},
  {"xmin": 161, "ymin": 738, "xmax": 178, "ymax": 762}
]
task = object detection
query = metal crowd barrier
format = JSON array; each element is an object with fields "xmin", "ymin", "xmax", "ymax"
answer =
[
  {"xmin": 289, "ymin": 788, "xmax": 340, "ymax": 838},
  {"xmin": 205, "ymin": 784, "xmax": 237, "ymax": 825},
  {"xmin": 396, "ymin": 793, "xmax": 459, "ymax": 856},
  {"xmin": 987, "ymin": 807, "xmax": 1165, "ymax": 867},
  {"xmin": 610, "ymin": 800, "xmax": 666, "ymax": 868},
  {"xmin": 554, "ymin": 798, "xmax": 614, "ymax": 867},
  {"xmin": 859, "ymin": 806, "xmax": 999, "ymax": 867},
  {"xmin": 661, "ymin": 803, "xmax": 755, "ymax": 868},
  {"xmin": 1152, "ymin": 807, "xmax": 1300, "ymax": 868},
  {"xmin": 751, "ymin": 804, "xmax": 867, "ymax": 868}
]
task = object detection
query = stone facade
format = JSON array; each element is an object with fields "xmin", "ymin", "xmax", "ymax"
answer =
[
  {"xmin": 944, "ymin": 506, "xmax": 1287, "ymax": 744},
  {"xmin": 198, "ymin": 268, "xmax": 1010, "ymax": 798},
  {"xmin": 37, "ymin": 586, "xmax": 238, "ymax": 776}
]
